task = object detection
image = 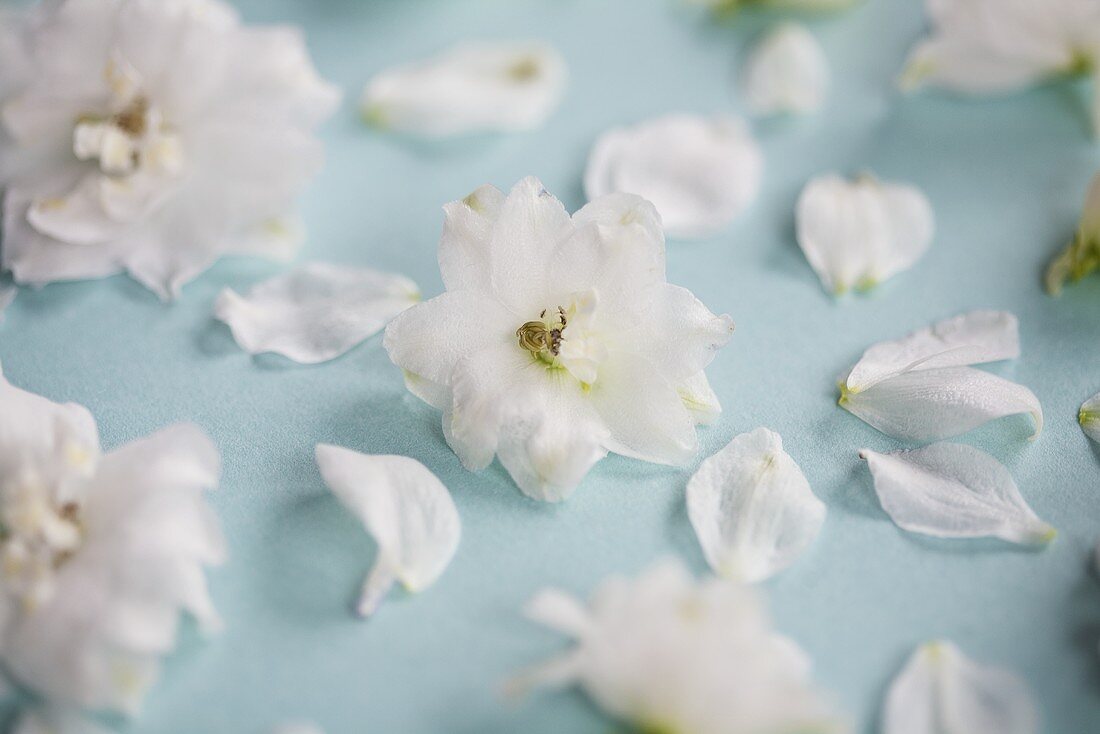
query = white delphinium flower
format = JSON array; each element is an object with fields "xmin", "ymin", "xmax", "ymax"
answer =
[
  {"xmin": 743, "ymin": 24, "xmax": 829, "ymax": 116},
  {"xmin": 361, "ymin": 41, "xmax": 567, "ymax": 138},
  {"xmin": 901, "ymin": 0, "xmax": 1100, "ymax": 137},
  {"xmin": 796, "ymin": 173, "xmax": 934, "ymax": 295},
  {"xmin": 1047, "ymin": 171, "xmax": 1100, "ymax": 294},
  {"xmin": 0, "ymin": 362, "xmax": 224, "ymax": 714},
  {"xmin": 883, "ymin": 641, "xmax": 1038, "ymax": 734},
  {"xmin": 384, "ymin": 177, "xmax": 734, "ymax": 501},
  {"xmin": 509, "ymin": 560, "xmax": 846, "ymax": 734},
  {"xmin": 584, "ymin": 114, "xmax": 763, "ymax": 240},
  {"xmin": 0, "ymin": 0, "xmax": 340, "ymax": 300}
]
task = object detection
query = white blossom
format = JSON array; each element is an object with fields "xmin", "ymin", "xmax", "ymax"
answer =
[
  {"xmin": 840, "ymin": 310, "xmax": 1042, "ymax": 442},
  {"xmin": 361, "ymin": 41, "xmax": 566, "ymax": 138},
  {"xmin": 796, "ymin": 172, "xmax": 933, "ymax": 295},
  {"xmin": 743, "ymin": 24, "xmax": 829, "ymax": 115},
  {"xmin": 0, "ymin": 362, "xmax": 224, "ymax": 715},
  {"xmin": 0, "ymin": 0, "xmax": 339, "ymax": 300},
  {"xmin": 384, "ymin": 178, "xmax": 734, "ymax": 501},
  {"xmin": 901, "ymin": 0, "xmax": 1100, "ymax": 137},
  {"xmin": 584, "ymin": 114, "xmax": 763, "ymax": 240},
  {"xmin": 509, "ymin": 560, "xmax": 846, "ymax": 734}
]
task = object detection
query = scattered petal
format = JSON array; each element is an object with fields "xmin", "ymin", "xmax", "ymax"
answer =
[
  {"xmin": 214, "ymin": 263, "xmax": 419, "ymax": 364},
  {"xmin": 743, "ymin": 24, "xmax": 829, "ymax": 116},
  {"xmin": 314, "ymin": 445, "xmax": 461, "ymax": 617},
  {"xmin": 796, "ymin": 172, "xmax": 933, "ymax": 295},
  {"xmin": 361, "ymin": 41, "xmax": 567, "ymax": 138},
  {"xmin": 584, "ymin": 114, "xmax": 763, "ymax": 239},
  {"xmin": 860, "ymin": 442, "xmax": 1056, "ymax": 545},
  {"xmin": 1047, "ymin": 171, "xmax": 1100, "ymax": 294},
  {"xmin": 1080, "ymin": 391, "xmax": 1100, "ymax": 442},
  {"xmin": 687, "ymin": 428, "xmax": 825, "ymax": 582},
  {"xmin": 883, "ymin": 641, "xmax": 1038, "ymax": 734}
]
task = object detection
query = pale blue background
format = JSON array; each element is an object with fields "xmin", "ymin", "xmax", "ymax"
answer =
[{"xmin": 2, "ymin": 0, "xmax": 1100, "ymax": 731}]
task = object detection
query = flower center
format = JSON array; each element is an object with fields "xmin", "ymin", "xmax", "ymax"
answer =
[
  {"xmin": 515, "ymin": 292, "xmax": 608, "ymax": 387},
  {"xmin": 516, "ymin": 306, "xmax": 567, "ymax": 363}
]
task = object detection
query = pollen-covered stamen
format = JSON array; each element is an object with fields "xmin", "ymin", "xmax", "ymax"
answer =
[
  {"xmin": 517, "ymin": 306, "xmax": 568, "ymax": 361},
  {"xmin": 0, "ymin": 478, "xmax": 84, "ymax": 610}
]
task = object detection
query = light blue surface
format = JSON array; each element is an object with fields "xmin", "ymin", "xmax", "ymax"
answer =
[{"xmin": 3, "ymin": 0, "xmax": 1100, "ymax": 731}]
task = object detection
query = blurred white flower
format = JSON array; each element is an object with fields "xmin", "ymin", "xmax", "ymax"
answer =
[
  {"xmin": 0, "ymin": 0, "xmax": 339, "ymax": 300},
  {"xmin": 361, "ymin": 41, "xmax": 567, "ymax": 138},
  {"xmin": 0, "ymin": 362, "xmax": 224, "ymax": 715},
  {"xmin": 584, "ymin": 114, "xmax": 763, "ymax": 240},
  {"xmin": 384, "ymin": 178, "xmax": 733, "ymax": 501},
  {"xmin": 901, "ymin": 0, "xmax": 1100, "ymax": 136},
  {"xmin": 509, "ymin": 560, "xmax": 845, "ymax": 734},
  {"xmin": 1046, "ymin": 171, "xmax": 1100, "ymax": 294},
  {"xmin": 796, "ymin": 172, "xmax": 933, "ymax": 295},
  {"xmin": 743, "ymin": 24, "xmax": 829, "ymax": 115}
]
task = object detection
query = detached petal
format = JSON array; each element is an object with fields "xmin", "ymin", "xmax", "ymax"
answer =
[
  {"xmin": 743, "ymin": 24, "xmax": 829, "ymax": 116},
  {"xmin": 883, "ymin": 641, "xmax": 1039, "ymax": 734},
  {"xmin": 687, "ymin": 428, "xmax": 825, "ymax": 582},
  {"xmin": 361, "ymin": 41, "xmax": 567, "ymax": 138},
  {"xmin": 584, "ymin": 114, "xmax": 763, "ymax": 240},
  {"xmin": 1080, "ymin": 390, "xmax": 1100, "ymax": 442},
  {"xmin": 314, "ymin": 445, "xmax": 461, "ymax": 617},
  {"xmin": 860, "ymin": 443, "xmax": 1055, "ymax": 545},
  {"xmin": 214, "ymin": 262, "xmax": 420, "ymax": 364}
]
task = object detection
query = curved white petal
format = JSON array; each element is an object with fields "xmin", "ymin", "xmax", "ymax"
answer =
[
  {"xmin": 677, "ymin": 371, "xmax": 722, "ymax": 425},
  {"xmin": 796, "ymin": 173, "xmax": 933, "ymax": 295},
  {"xmin": 214, "ymin": 263, "xmax": 420, "ymax": 364},
  {"xmin": 439, "ymin": 184, "xmax": 506, "ymax": 293},
  {"xmin": 637, "ymin": 283, "xmax": 735, "ymax": 382},
  {"xmin": 361, "ymin": 41, "xmax": 567, "ymax": 138},
  {"xmin": 842, "ymin": 366, "xmax": 1042, "ymax": 443},
  {"xmin": 860, "ymin": 442, "xmax": 1055, "ymax": 545},
  {"xmin": 584, "ymin": 114, "xmax": 763, "ymax": 240},
  {"xmin": 883, "ymin": 641, "xmax": 1038, "ymax": 734},
  {"xmin": 314, "ymin": 445, "xmax": 461, "ymax": 616},
  {"xmin": 687, "ymin": 428, "xmax": 825, "ymax": 582},
  {"xmin": 1079, "ymin": 390, "xmax": 1100, "ymax": 442},
  {"xmin": 743, "ymin": 24, "xmax": 829, "ymax": 116}
]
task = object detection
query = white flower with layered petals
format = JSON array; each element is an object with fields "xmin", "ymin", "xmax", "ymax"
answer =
[
  {"xmin": 883, "ymin": 641, "xmax": 1038, "ymax": 734},
  {"xmin": 384, "ymin": 178, "xmax": 734, "ymax": 501},
  {"xmin": 796, "ymin": 173, "xmax": 933, "ymax": 295},
  {"xmin": 584, "ymin": 114, "xmax": 763, "ymax": 240},
  {"xmin": 509, "ymin": 560, "xmax": 845, "ymax": 734},
  {"xmin": 839, "ymin": 310, "xmax": 1042, "ymax": 443},
  {"xmin": 901, "ymin": 0, "xmax": 1100, "ymax": 136},
  {"xmin": 0, "ymin": 362, "xmax": 224, "ymax": 715},
  {"xmin": 361, "ymin": 41, "xmax": 567, "ymax": 138},
  {"xmin": 743, "ymin": 24, "xmax": 829, "ymax": 116},
  {"xmin": 0, "ymin": 0, "xmax": 340, "ymax": 300}
]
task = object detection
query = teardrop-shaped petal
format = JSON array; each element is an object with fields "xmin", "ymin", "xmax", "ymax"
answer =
[
  {"xmin": 214, "ymin": 263, "xmax": 420, "ymax": 364},
  {"xmin": 314, "ymin": 445, "xmax": 461, "ymax": 617},
  {"xmin": 883, "ymin": 641, "xmax": 1039, "ymax": 734},
  {"xmin": 1079, "ymin": 390, "xmax": 1100, "ymax": 442},
  {"xmin": 743, "ymin": 24, "xmax": 829, "ymax": 116},
  {"xmin": 841, "ymin": 366, "xmax": 1042, "ymax": 443},
  {"xmin": 845, "ymin": 310, "xmax": 1018, "ymax": 392},
  {"xmin": 859, "ymin": 443, "xmax": 1055, "ymax": 545},
  {"xmin": 687, "ymin": 428, "xmax": 825, "ymax": 582},
  {"xmin": 584, "ymin": 114, "xmax": 763, "ymax": 240},
  {"xmin": 796, "ymin": 173, "xmax": 933, "ymax": 296},
  {"xmin": 361, "ymin": 41, "xmax": 567, "ymax": 138}
]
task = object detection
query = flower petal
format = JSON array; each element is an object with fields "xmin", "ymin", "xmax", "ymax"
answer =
[
  {"xmin": 687, "ymin": 428, "xmax": 825, "ymax": 582},
  {"xmin": 743, "ymin": 24, "xmax": 829, "ymax": 116},
  {"xmin": 845, "ymin": 310, "xmax": 1019, "ymax": 393},
  {"xmin": 584, "ymin": 113, "xmax": 763, "ymax": 240},
  {"xmin": 1080, "ymin": 390, "xmax": 1100, "ymax": 442},
  {"xmin": 883, "ymin": 641, "xmax": 1039, "ymax": 734},
  {"xmin": 314, "ymin": 445, "xmax": 461, "ymax": 616},
  {"xmin": 214, "ymin": 262, "xmax": 420, "ymax": 364},
  {"xmin": 361, "ymin": 41, "xmax": 567, "ymax": 138},
  {"xmin": 842, "ymin": 366, "xmax": 1042, "ymax": 442},
  {"xmin": 678, "ymin": 371, "xmax": 722, "ymax": 425},
  {"xmin": 859, "ymin": 442, "xmax": 1055, "ymax": 545},
  {"xmin": 439, "ymin": 183, "xmax": 506, "ymax": 293},
  {"xmin": 637, "ymin": 283, "xmax": 734, "ymax": 382}
]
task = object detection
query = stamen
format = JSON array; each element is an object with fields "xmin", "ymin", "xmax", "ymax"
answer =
[{"xmin": 517, "ymin": 306, "xmax": 568, "ymax": 360}]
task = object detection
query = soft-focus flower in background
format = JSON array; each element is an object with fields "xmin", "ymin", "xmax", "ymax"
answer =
[
  {"xmin": 384, "ymin": 177, "xmax": 734, "ymax": 501},
  {"xmin": 0, "ymin": 362, "xmax": 224, "ymax": 714},
  {"xmin": 0, "ymin": 0, "xmax": 339, "ymax": 300},
  {"xmin": 796, "ymin": 172, "xmax": 933, "ymax": 296},
  {"xmin": 361, "ymin": 41, "xmax": 567, "ymax": 138},
  {"xmin": 509, "ymin": 560, "xmax": 846, "ymax": 734},
  {"xmin": 901, "ymin": 0, "xmax": 1100, "ymax": 137},
  {"xmin": 743, "ymin": 24, "xmax": 829, "ymax": 116},
  {"xmin": 1046, "ymin": 171, "xmax": 1100, "ymax": 294},
  {"xmin": 585, "ymin": 114, "xmax": 763, "ymax": 240}
]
